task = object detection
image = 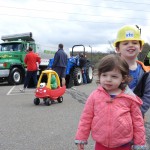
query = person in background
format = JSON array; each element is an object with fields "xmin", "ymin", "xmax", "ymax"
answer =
[
  {"xmin": 79, "ymin": 53, "xmax": 87, "ymax": 84},
  {"xmin": 52, "ymin": 43, "xmax": 68, "ymax": 86},
  {"xmin": 75, "ymin": 54, "xmax": 146, "ymax": 150},
  {"xmin": 20, "ymin": 47, "xmax": 41, "ymax": 92},
  {"xmin": 114, "ymin": 25, "xmax": 150, "ymax": 118}
]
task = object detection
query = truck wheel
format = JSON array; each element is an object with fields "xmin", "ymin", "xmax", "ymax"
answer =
[
  {"xmin": 8, "ymin": 68, "xmax": 23, "ymax": 85},
  {"xmin": 73, "ymin": 67, "xmax": 82, "ymax": 86},
  {"xmin": 86, "ymin": 64, "xmax": 93, "ymax": 83}
]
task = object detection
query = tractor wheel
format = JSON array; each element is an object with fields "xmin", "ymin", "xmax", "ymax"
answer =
[
  {"xmin": 8, "ymin": 67, "xmax": 23, "ymax": 85},
  {"xmin": 86, "ymin": 64, "xmax": 93, "ymax": 83},
  {"xmin": 65, "ymin": 74, "xmax": 74, "ymax": 88},
  {"xmin": 57, "ymin": 96, "xmax": 63, "ymax": 103},
  {"xmin": 73, "ymin": 67, "xmax": 82, "ymax": 86},
  {"xmin": 34, "ymin": 98, "xmax": 40, "ymax": 105}
]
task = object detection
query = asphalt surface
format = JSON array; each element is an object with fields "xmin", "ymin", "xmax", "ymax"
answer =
[{"xmin": 0, "ymin": 79, "xmax": 150, "ymax": 150}]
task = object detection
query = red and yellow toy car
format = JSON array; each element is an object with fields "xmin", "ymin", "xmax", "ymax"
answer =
[{"xmin": 34, "ymin": 70, "xmax": 66, "ymax": 106}]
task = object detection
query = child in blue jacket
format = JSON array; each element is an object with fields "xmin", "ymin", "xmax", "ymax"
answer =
[{"xmin": 114, "ymin": 25, "xmax": 150, "ymax": 118}]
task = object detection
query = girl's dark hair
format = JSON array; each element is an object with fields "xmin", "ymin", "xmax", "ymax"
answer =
[{"xmin": 97, "ymin": 54, "xmax": 131, "ymax": 89}]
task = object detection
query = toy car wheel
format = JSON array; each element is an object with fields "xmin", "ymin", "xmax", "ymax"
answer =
[
  {"xmin": 57, "ymin": 96, "xmax": 63, "ymax": 103},
  {"xmin": 45, "ymin": 98, "xmax": 52, "ymax": 106},
  {"xmin": 34, "ymin": 98, "xmax": 40, "ymax": 105}
]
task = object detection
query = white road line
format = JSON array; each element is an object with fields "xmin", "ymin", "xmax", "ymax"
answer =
[
  {"xmin": 7, "ymin": 86, "xmax": 35, "ymax": 95},
  {"xmin": 7, "ymin": 86, "xmax": 15, "ymax": 95}
]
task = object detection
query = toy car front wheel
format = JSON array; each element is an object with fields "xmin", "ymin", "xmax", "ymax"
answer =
[
  {"xmin": 57, "ymin": 96, "xmax": 63, "ymax": 103},
  {"xmin": 45, "ymin": 98, "xmax": 52, "ymax": 106},
  {"xmin": 34, "ymin": 98, "xmax": 40, "ymax": 105}
]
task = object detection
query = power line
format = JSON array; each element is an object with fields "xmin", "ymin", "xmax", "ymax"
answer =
[
  {"xmin": 0, "ymin": 4, "xmax": 150, "ymax": 15},
  {"xmin": 0, "ymin": 13, "xmax": 120, "ymax": 23},
  {"xmin": 104, "ymin": 0, "xmax": 150, "ymax": 5},
  {"xmin": 0, "ymin": 5, "xmax": 149, "ymax": 22},
  {"xmin": 39, "ymin": 0, "xmax": 150, "ymax": 7},
  {"xmin": 0, "ymin": 1, "xmax": 149, "ymax": 26},
  {"xmin": 0, "ymin": 1, "xmax": 150, "ymax": 15},
  {"xmin": 0, "ymin": 13, "xmax": 148, "ymax": 25},
  {"xmin": 39, "ymin": 0, "xmax": 150, "ymax": 12}
]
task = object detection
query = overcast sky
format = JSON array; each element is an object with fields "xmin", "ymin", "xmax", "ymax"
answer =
[{"xmin": 0, "ymin": 0, "xmax": 150, "ymax": 53}]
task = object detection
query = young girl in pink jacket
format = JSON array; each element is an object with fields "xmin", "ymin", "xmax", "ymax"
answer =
[{"xmin": 75, "ymin": 54, "xmax": 146, "ymax": 150}]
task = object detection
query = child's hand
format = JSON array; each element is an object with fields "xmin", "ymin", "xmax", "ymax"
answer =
[{"xmin": 77, "ymin": 144, "xmax": 84, "ymax": 150}]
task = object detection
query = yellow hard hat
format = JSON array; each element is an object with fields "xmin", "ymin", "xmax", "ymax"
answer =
[{"xmin": 113, "ymin": 25, "xmax": 144, "ymax": 47}]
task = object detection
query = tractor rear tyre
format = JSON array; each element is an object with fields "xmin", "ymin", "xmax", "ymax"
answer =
[
  {"xmin": 65, "ymin": 74, "xmax": 74, "ymax": 88},
  {"xmin": 86, "ymin": 64, "xmax": 93, "ymax": 83},
  {"xmin": 73, "ymin": 67, "xmax": 82, "ymax": 86}
]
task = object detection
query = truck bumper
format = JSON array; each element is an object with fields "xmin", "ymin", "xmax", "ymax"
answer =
[{"xmin": 0, "ymin": 69, "xmax": 9, "ymax": 77}]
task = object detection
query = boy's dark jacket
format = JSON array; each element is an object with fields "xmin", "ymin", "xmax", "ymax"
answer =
[
  {"xmin": 134, "ymin": 60, "xmax": 150, "ymax": 115},
  {"xmin": 52, "ymin": 49, "xmax": 68, "ymax": 68}
]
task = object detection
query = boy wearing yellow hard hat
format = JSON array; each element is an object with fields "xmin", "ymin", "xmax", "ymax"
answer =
[
  {"xmin": 114, "ymin": 25, "xmax": 149, "ymax": 150},
  {"xmin": 114, "ymin": 25, "xmax": 150, "ymax": 117}
]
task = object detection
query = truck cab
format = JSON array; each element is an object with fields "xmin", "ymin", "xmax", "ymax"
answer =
[{"xmin": 0, "ymin": 32, "xmax": 36, "ymax": 85}]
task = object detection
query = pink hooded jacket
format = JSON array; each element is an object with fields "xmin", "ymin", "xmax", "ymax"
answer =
[{"xmin": 75, "ymin": 86, "xmax": 146, "ymax": 148}]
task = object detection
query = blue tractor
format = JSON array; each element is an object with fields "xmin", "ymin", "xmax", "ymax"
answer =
[{"xmin": 48, "ymin": 45, "xmax": 93, "ymax": 88}]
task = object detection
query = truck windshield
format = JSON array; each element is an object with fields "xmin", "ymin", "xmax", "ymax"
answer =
[{"xmin": 0, "ymin": 43, "xmax": 22, "ymax": 51}]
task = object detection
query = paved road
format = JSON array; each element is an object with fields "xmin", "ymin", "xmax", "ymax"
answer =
[
  {"xmin": 0, "ymin": 82, "xmax": 96, "ymax": 150},
  {"xmin": 0, "ymin": 80, "xmax": 150, "ymax": 150}
]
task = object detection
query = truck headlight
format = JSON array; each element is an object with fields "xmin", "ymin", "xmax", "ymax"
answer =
[{"xmin": 0, "ymin": 63, "xmax": 3, "ymax": 67}]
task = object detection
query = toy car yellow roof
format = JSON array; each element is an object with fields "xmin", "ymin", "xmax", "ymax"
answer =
[{"xmin": 37, "ymin": 69, "xmax": 60, "ymax": 89}]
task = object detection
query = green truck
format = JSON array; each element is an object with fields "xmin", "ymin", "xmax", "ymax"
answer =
[{"xmin": 0, "ymin": 32, "xmax": 53, "ymax": 85}]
